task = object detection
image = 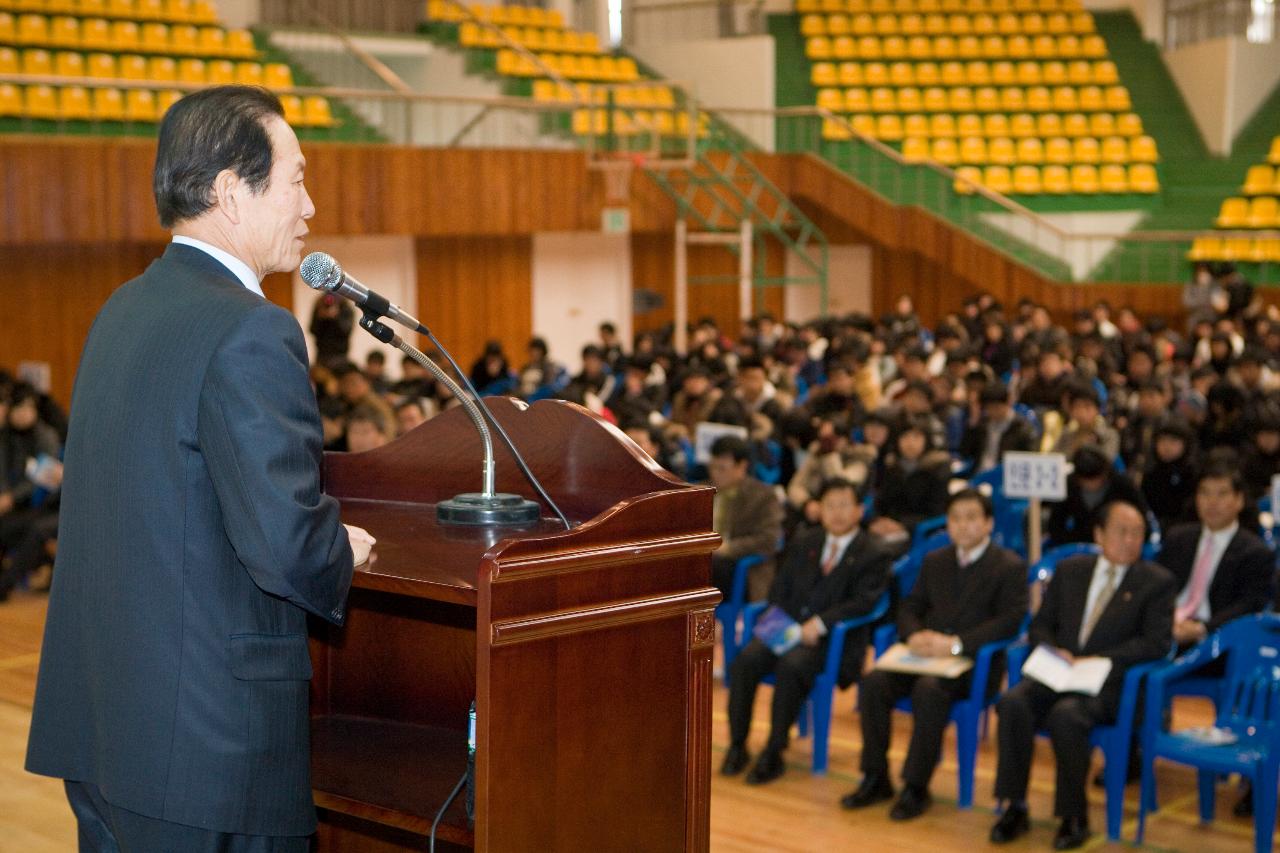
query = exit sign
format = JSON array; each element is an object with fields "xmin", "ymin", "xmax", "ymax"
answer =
[{"xmin": 602, "ymin": 206, "xmax": 630, "ymax": 234}]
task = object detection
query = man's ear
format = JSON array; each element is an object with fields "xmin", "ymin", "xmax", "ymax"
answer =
[{"xmin": 210, "ymin": 168, "xmax": 242, "ymax": 225}]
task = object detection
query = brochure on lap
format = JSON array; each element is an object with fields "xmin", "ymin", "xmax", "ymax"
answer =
[
  {"xmin": 874, "ymin": 642, "xmax": 974, "ymax": 678},
  {"xmin": 1021, "ymin": 645, "xmax": 1112, "ymax": 696}
]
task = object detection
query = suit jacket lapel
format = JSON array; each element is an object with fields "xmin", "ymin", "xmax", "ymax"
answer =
[{"xmin": 1082, "ymin": 563, "xmax": 1145, "ymax": 652}]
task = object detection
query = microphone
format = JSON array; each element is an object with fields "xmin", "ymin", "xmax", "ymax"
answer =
[{"xmin": 299, "ymin": 252, "xmax": 424, "ymax": 332}]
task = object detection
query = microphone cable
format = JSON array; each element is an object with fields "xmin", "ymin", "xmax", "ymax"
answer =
[
  {"xmin": 419, "ymin": 325, "xmax": 573, "ymax": 532},
  {"xmin": 428, "ymin": 770, "xmax": 468, "ymax": 853}
]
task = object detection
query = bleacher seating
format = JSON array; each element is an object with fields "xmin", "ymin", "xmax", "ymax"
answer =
[
  {"xmin": 1188, "ymin": 132, "xmax": 1280, "ymax": 262},
  {"xmin": 798, "ymin": 0, "xmax": 1158, "ymax": 195},
  {"xmin": 0, "ymin": 0, "xmax": 339, "ymax": 127}
]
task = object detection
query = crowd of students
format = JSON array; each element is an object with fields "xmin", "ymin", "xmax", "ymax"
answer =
[{"xmin": 0, "ymin": 374, "xmax": 66, "ymax": 600}]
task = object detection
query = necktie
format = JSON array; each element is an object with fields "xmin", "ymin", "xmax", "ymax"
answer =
[
  {"xmin": 821, "ymin": 539, "xmax": 840, "ymax": 575},
  {"xmin": 1078, "ymin": 564, "xmax": 1118, "ymax": 649},
  {"xmin": 1176, "ymin": 536, "xmax": 1216, "ymax": 622}
]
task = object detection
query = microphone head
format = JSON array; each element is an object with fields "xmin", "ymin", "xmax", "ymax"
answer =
[{"xmin": 300, "ymin": 252, "xmax": 343, "ymax": 292}]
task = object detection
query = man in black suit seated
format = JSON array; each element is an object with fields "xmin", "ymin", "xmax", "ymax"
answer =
[
  {"xmin": 958, "ymin": 380, "xmax": 1038, "ymax": 474},
  {"xmin": 1155, "ymin": 462, "xmax": 1274, "ymax": 651},
  {"xmin": 841, "ymin": 489, "xmax": 1028, "ymax": 820},
  {"xmin": 720, "ymin": 477, "xmax": 892, "ymax": 786},
  {"xmin": 990, "ymin": 500, "xmax": 1175, "ymax": 850}
]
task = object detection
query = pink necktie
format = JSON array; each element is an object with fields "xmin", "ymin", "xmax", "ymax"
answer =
[
  {"xmin": 1177, "ymin": 537, "xmax": 1216, "ymax": 622},
  {"xmin": 822, "ymin": 540, "xmax": 840, "ymax": 575}
]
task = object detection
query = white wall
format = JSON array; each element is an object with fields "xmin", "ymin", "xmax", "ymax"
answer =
[
  {"xmin": 1165, "ymin": 35, "xmax": 1280, "ymax": 155},
  {"xmin": 979, "ymin": 210, "xmax": 1147, "ymax": 280},
  {"xmin": 216, "ymin": 0, "xmax": 259, "ymax": 29},
  {"xmin": 290, "ymin": 235, "xmax": 418, "ymax": 377},
  {"xmin": 628, "ymin": 36, "xmax": 776, "ymax": 150},
  {"xmin": 531, "ymin": 232, "xmax": 633, "ymax": 371},
  {"xmin": 784, "ymin": 244, "xmax": 871, "ymax": 322}
]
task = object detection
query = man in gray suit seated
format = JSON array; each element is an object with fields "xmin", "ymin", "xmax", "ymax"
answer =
[{"xmin": 26, "ymin": 85, "xmax": 375, "ymax": 852}]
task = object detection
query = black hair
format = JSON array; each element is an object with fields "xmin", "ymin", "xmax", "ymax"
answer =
[
  {"xmin": 709, "ymin": 435, "xmax": 751, "ymax": 464},
  {"xmin": 1196, "ymin": 460, "xmax": 1245, "ymax": 494},
  {"xmin": 395, "ymin": 398, "xmax": 426, "ymax": 416},
  {"xmin": 153, "ymin": 85, "xmax": 284, "ymax": 228},
  {"xmin": 1095, "ymin": 499, "xmax": 1147, "ymax": 538},
  {"xmin": 366, "ymin": 351, "xmax": 385, "ymax": 366},
  {"xmin": 818, "ymin": 476, "xmax": 865, "ymax": 502},
  {"xmin": 947, "ymin": 487, "xmax": 994, "ymax": 519}
]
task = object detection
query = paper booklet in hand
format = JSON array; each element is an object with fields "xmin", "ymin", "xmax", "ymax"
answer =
[
  {"xmin": 1021, "ymin": 645, "xmax": 1112, "ymax": 696},
  {"xmin": 752, "ymin": 605, "xmax": 802, "ymax": 656},
  {"xmin": 874, "ymin": 642, "xmax": 974, "ymax": 678}
]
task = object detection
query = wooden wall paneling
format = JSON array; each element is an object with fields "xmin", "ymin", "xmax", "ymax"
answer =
[{"xmin": 414, "ymin": 235, "xmax": 533, "ymax": 370}]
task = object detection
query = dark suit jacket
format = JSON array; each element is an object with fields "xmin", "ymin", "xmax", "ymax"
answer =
[
  {"xmin": 717, "ymin": 475, "xmax": 783, "ymax": 601},
  {"xmin": 770, "ymin": 527, "xmax": 893, "ymax": 687},
  {"xmin": 1155, "ymin": 523, "xmax": 1275, "ymax": 631},
  {"xmin": 958, "ymin": 416, "xmax": 1037, "ymax": 472},
  {"xmin": 899, "ymin": 543, "xmax": 1028, "ymax": 657},
  {"xmin": 1030, "ymin": 554, "xmax": 1175, "ymax": 714},
  {"xmin": 26, "ymin": 244, "xmax": 353, "ymax": 836},
  {"xmin": 1045, "ymin": 471, "xmax": 1147, "ymax": 546}
]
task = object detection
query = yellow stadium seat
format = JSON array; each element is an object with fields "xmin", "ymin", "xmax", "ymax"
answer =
[
  {"xmin": 1070, "ymin": 163, "xmax": 1098, "ymax": 192},
  {"xmin": 904, "ymin": 113, "xmax": 929, "ymax": 137},
  {"xmin": 796, "ymin": 0, "xmax": 820, "ymax": 10},
  {"xmin": 148, "ymin": 55, "xmax": 175, "ymax": 81},
  {"xmin": 1099, "ymin": 163, "xmax": 1128, "ymax": 192},
  {"xmin": 1078, "ymin": 85, "xmax": 1104, "ymax": 111},
  {"xmin": 1046, "ymin": 12, "xmax": 1069, "ymax": 33},
  {"xmin": 844, "ymin": 87, "xmax": 869, "ymax": 111},
  {"xmin": 1043, "ymin": 163, "xmax": 1071, "ymax": 192},
  {"xmin": 80, "ymin": 17, "xmax": 110, "ymax": 50},
  {"xmin": 0, "ymin": 48, "xmax": 16, "ymax": 75},
  {"xmin": 930, "ymin": 112, "xmax": 957, "ymax": 136},
  {"xmin": 1099, "ymin": 135, "xmax": 1127, "ymax": 164},
  {"xmin": 978, "ymin": 35, "xmax": 1003, "ymax": 59},
  {"xmin": 141, "ymin": 21, "xmax": 168, "ymax": 51},
  {"xmin": 1116, "ymin": 112, "xmax": 1143, "ymax": 137},
  {"xmin": 1012, "ymin": 163, "xmax": 1042, "ymax": 193},
  {"xmin": 1247, "ymin": 196, "xmax": 1279, "ymax": 228},
  {"xmin": 960, "ymin": 135, "xmax": 987, "ymax": 163},
  {"xmin": 23, "ymin": 81, "xmax": 58, "ymax": 117},
  {"xmin": 49, "ymin": 15, "xmax": 78, "ymax": 47},
  {"xmin": 1034, "ymin": 112, "xmax": 1061, "ymax": 136},
  {"xmin": 0, "ymin": 14, "xmax": 13, "ymax": 44},
  {"xmin": 280, "ymin": 93, "xmax": 303, "ymax": 125},
  {"xmin": 966, "ymin": 60, "xmax": 990, "ymax": 85},
  {"xmin": 1221, "ymin": 238, "xmax": 1254, "ymax": 261},
  {"xmin": 1062, "ymin": 112, "xmax": 1088, "ymax": 136},
  {"xmin": 117, "ymin": 53, "xmax": 146, "ymax": 78},
  {"xmin": 1268, "ymin": 136, "xmax": 1280, "ymax": 165},
  {"xmin": 1188, "ymin": 236, "xmax": 1224, "ymax": 261},
  {"xmin": 303, "ymin": 95, "xmax": 335, "ymax": 127},
  {"xmin": 17, "ymin": 13, "xmax": 48, "ymax": 45},
  {"xmin": 908, "ymin": 35, "xmax": 933, "ymax": 58},
  {"xmin": 864, "ymin": 61, "xmax": 889, "ymax": 86},
  {"xmin": 1030, "ymin": 34, "xmax": 1056, "ymax": 58},
  {"xmin": 875, "ymin": 13, "xmax": 898, "ymax": 34},
  {"xmin": 1051, "ymin": 85, "xmax": 1077, "ymax": 111},
  {"xmin": 898, "ymin": 86, "xmax": 923, "ymax": 111},
  {"xmin": 1000, "ymin": 86, "xmax": 1025, "ymax": 111},
  {"xmin": 1244, "ymin": 164, "xmax": 1274, "ymax": 196},
  {"xmin": 0, "ymin": 83, "xmax": 22, "ymax": 117},
  {"xmin": 948, "ymin": 13, "xmax": 971, "ymax": 35},
  {"xmin": 901, "ymin": 13, "xmax": 924, "ymax": 34},
  {"xmin": 933, "ymin": 35, "xmax": 955, "ymax": 59},
  {"xmin": 882, "ymin": 35, "xmax": 906, "ymax": 58},
  {"xmin": 1216, "ymin": 197, "xmax": 1250, "ymax": 228},
  {"xmin": 1128, "ymin": 134, "xmax": 1157, "ymax": 163},
  {"xmin": 1072, "ymin": 12, "xmax": 1095, "ymax": 33},
  {"xmin": 1093, "ymin": 60, "xmax": 1118, "ymax": 85},
  {"xmin": 817, "ymin": 87, "xmax": 843, "ymax": 110},
  {"xmin": 1104, "ymin": 86, "xmax": 1131, "ymax": 112},
  {"xmin": 168, "ymin": 23, "xmax": 197, "ymax": 52},
  {"xmin": 1026, "ymin": 86, "xmax": 1051, "ymax": 111},
  {"xmin": 995, "ymin": 12, "xmax": 1018, "ymax": 34},
  {"xmin": 988, "ymin": 135, "xmax": 1016, "ymax": 164},
  {"xmin": 974, "ymin": 86, "xmax": 998, "ymax": 111},
  {"xmin": 1008, "ymin": 35, "xmax": 1032, "ymax": 58},
  {"xmin": 954, "ymin": 164, "xmax": 983, "ymax": 194},
  {"xmin": 890, "ymin": 61, "xmax": 915, "ymax": 85},
  {"xmin": 155, "ymin": 88, "xmax": 181, "ymax": 115},
  {"xmin": 90, "ymin": 85, "xmax": 124, "ymax": 120},
  {"xmin": 1066, "ymin": 60, "xmax": 1090, "ymax": 85},
  {"xmin": 22, "ymin": 48, "xmax": 53, "ymax": 75},
  {"xmin": 877, "ymin": 113, "xmax": 904, "ymax": 139},
  {"xmin": 916, "ymin": 61, "xmax": 940, "ymax": 85},
  {"xmin": 1013, "ymin": 60, "xmax": 1039, "ymax": 85},
  {"xmin": 177, "ymin": 57, "xmax": 204, "ymax": 83},
  {"xmin": 983, "ymin": 164, "xmax": 1013, "ymax": 193},
  {"xmin": 1081, "ymin": 34, "xmax": 1105, "ymax": 57},
  {"xmin": 1088, "ymin": 112, "xmax": 1115, "ymax": 137},
  {"xmin": 1056, "ymin": 34, "xmax": 1081, "ymax": 57},
  {"xmin": 839, "ymin": 62, "xmax": 863, "ymax": 85},
  {"xmin": 850, "ymin": 113, "xmax": 876, "ymax": 136},
  {"xmin": 924, "ymin": 13, "xmax": 948, "ymax": 34},
  {"xmin": 931, "ymin": 136, "xmax": 960, "ymax": 164},
  {"xmin": 806, "ymin": 36, "xmax": 832, "ymax": 59},
  {"xmin": 190, "ymin": 0, "xmax": 217, "ymax": 23},
  {"xmin": 56, "ymin": 84, "xmax": 92, "ymax": 119},
  {"xmin": 1025, "ymin": 13, "xmax": 1046, "ymax": 33},
  {"xmin": 1016, "ymin": 136, "xmax": 1043, "ymax": 163},
  {"xmin": 949, "ymin": 86, "xmax": 974, "ymax": 111},
  {"xmin": 983, "ymin": 113, "xmax": 1009, "ymax": 136},
  {"xmin": 1128, "ymin": 163, "xmax": 1158, "ymax": 193},
  {"xmin": 135, "ymin": 0, "xmax": 165, "ymax": 16},
  {"xmin": 832, "ymin": 35, "xmax": 856, "ymax": 59},
  {"xmin": 851, "ymin": 13, "xmax": 874, "ymax": 34},
  {"xmin": 85, "ymin": 52, "xmax": 114, "ymax": 77},
  {"xmin": 957, "ymin": 113, "xmax": 983, "ymax": 136},
  {"xmin": 111, "ymin": 20, "xmax": 140, "ymax": 50},
  {"xmin": 812, "ymin": 61, "xmax": 838, "ymax": 86},
  {"xmin": 1073, "ymin": 136, "xmax": 1099, "ymax": 163},
  {"xmin": 165, "ymin": 0, "xmax": 193, "ymax": 22},
  {"xmin": 458, "ymin": 21, "xmax": 482, "ymax": 47},
  {"xmin": 1010, "ymin": 112, "xmax": 1036, "ymax": 137},
  {"xmin": 122, "ymin": 87, "xmax": 155, "ymax": 121},
  {"xmin": 205, "ymin": 58, "xmax": 233, "ymax": 83},
  {"xmin": 871, "ymin": 86, "xmax": 896, "ymax": 111},
  {"xmin": 903, "ymin": 135, "xmax": 931, "ymax": 162},
  {"xmin": 940, "ymin": 60, "xmax": 965, "ymax": 86},
  {"xmin": 1038, "ymin": 60, "xmax": 1065, "ymax": 85},
  {"xmin": 801, "ymin": 14, "xmax": 826, "ymax": 35},
  {"xmin": 1044, "ymin": 136, "xmax": 1071, "ymax": 164},
  {"xmin": 200, "ymin": 27, "xmax": 230, "ymax": 56},
  {"xmin": 616, "ymin": 57, "xmax": 638, "ymax": 81}
]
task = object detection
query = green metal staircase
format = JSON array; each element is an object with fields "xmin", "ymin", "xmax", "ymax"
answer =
[{"xmin": 644, "ymin": 150, "xmax": 830, "ymax": 310}]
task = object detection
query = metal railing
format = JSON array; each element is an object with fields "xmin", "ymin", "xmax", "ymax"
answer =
[
  {"xmin": 1164, "ymin": 0, "xmax": 1276, "ymax": 49},
  {"xmin": 625, "ymin": 0, "xmax": 768, "ymax": 46}
]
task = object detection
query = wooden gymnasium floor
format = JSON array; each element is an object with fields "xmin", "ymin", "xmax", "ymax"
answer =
[{"xmin": 0, "ymin": 590, "xmax": 1265, "ymax": 853}]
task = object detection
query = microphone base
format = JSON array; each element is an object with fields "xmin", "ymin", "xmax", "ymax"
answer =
[{"xmin": 437, "ymin": 492, "xmax": 542, "ymax": 527}]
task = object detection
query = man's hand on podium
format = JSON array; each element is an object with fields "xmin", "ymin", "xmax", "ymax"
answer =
[{"xmin": 344, "ymin": 524, "xmax": 376, "ymax": 566}]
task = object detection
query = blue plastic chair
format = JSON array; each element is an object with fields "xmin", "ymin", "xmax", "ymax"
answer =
[
  {"xmin": 1138, "ymin": 614, "xmax": 1280, "ymax": 853},
  {"xmin": 751, "ymin": 439, "xmax": 783, "ymax": 486},
  {"xmin": 742, "ymin": 592, "xmax": 890, "ymax": 774},
  {"xmin": 873, "ymin": 526, "xmax": 951, "ymax": 657},
  {"xmin": 971, "ymin": 466, "xmax": 1030, "ymax": 557},
  {"xmin": 1012, "ymin": 403, "xmax": 1042, "ymax": 440},
  {"xmin": 715, "ymin": 554, "xmax": 765, "ymax": 680},
  {"xmin": 1028, "ymin": 542, "xmax": 1100, "ymax": 584}
]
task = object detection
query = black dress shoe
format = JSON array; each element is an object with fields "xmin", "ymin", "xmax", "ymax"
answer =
[
  {"xmin": 839, "ymin": 775, "xmax": 895, "ymax": 809},
  {"xmin": 720, "ymin": 744, "xmax": 751, "ymax": 776},
  {"xmin": 889, "ymin": 785, "xmax": 931, "ymax": 821},
  {"xmin": 1234, "ymin": 781, "xmax": 1254, "ymax": 817},
  {"xmin": 1052, "ymin": 816, "xmax": 1090, "ymax": 850},
  {"xmin": 744, "ymin": 750, "xmax": 785, "ymax": 785},
  {"xmin": 989, "ymin": 804, "xmax": 1030, "ymax": 844}
]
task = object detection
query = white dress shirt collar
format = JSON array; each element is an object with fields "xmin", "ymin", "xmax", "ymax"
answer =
[
  {"xmin": 822, "ymin": 529, "xmax": 858, "ymax": 567},
  {"xmin": 171, "ymin": 235, "xmax": 264, "ymax": 298},
  {"xmin": 957, "ymin": 538, "xmax": 990, "ymax": 568},
  {"xmin": 1174, "ymin": 522, "xmax": 1238, "ymax": 622}
]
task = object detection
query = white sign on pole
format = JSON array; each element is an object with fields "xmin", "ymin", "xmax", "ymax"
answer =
[
  {"xmin": 1003, "ymin": 452, "xmax": 1068, "ymax": 501},
  {"xmin": 693, "ymin": 422, "xmax": 749, "ymax": 465},
  {"xmin": 1270, "ymin": 473, "xmax": 1280, "ymax": 519}
]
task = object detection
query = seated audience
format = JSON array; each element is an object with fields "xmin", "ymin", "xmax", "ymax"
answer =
[
  {"xmin": 1141, "ymin": 417, "xmax": 1198, "ymax": 534},
  {"xmin": 843, "ymin": 489, "xmax": 1027, "ymax": 820},
  {"xmin": 345, "ymin": 402, "xmax": 394, "ymax": 453},
  {"xmin": 1046, "ymin": 445, "xmax": 1146, "ymax": 546},
  {"xmin": 708, "ymin": 436, "xmax": 784, "ymax": 602},
  {"xmin": 990, "ymin": 500, "xmax": 1175, "ymax": 850},
  {"xmin": 721, "ymin": 479, "xmax": 892, "ymax": 786},
  {"xmin": 1050, "ymin": 381, "xmax": 1119, "ymax": 461},
  {"xmin": 958, "ymin": 381, "xmax": 1037, "ymax": 473},
  {"xmin": 869, "ymin": 415, "xmax": 951, "ymax": 549}
]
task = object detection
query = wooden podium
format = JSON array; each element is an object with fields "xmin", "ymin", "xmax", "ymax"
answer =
[{"xmin": 308, "ymin": 398, "xmax": 720, "ymax": 852}]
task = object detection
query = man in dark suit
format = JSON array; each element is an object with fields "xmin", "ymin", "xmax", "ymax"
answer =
[
  {"xmin": 1045, "ymin": 444, "xmax": 1147, "ymax": 546},
  {"xmin": 709, "ymin": 435, "xmax": 784, "ymax": 602},
  {"xmin": 842, "ymin": 489, "xmax": 1027, "ymax": 820},
  {"xmin": 25, "ymin": 87, "xmax": 375, "ymax": 852},
  {"xmin": 958, "ymin": 381, "xmax": 1037, "ymax": 473},
  {"xmin": 990, "ymin": 500, "xmax": 1175, "ymax": 850},
  {"xmin": 720, "ymin": 478, "xmax": 892, "ymax": 785},
  {"xmin": 1156, "ymin": 463, "xmax": 1274, "ymax": 651}
]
